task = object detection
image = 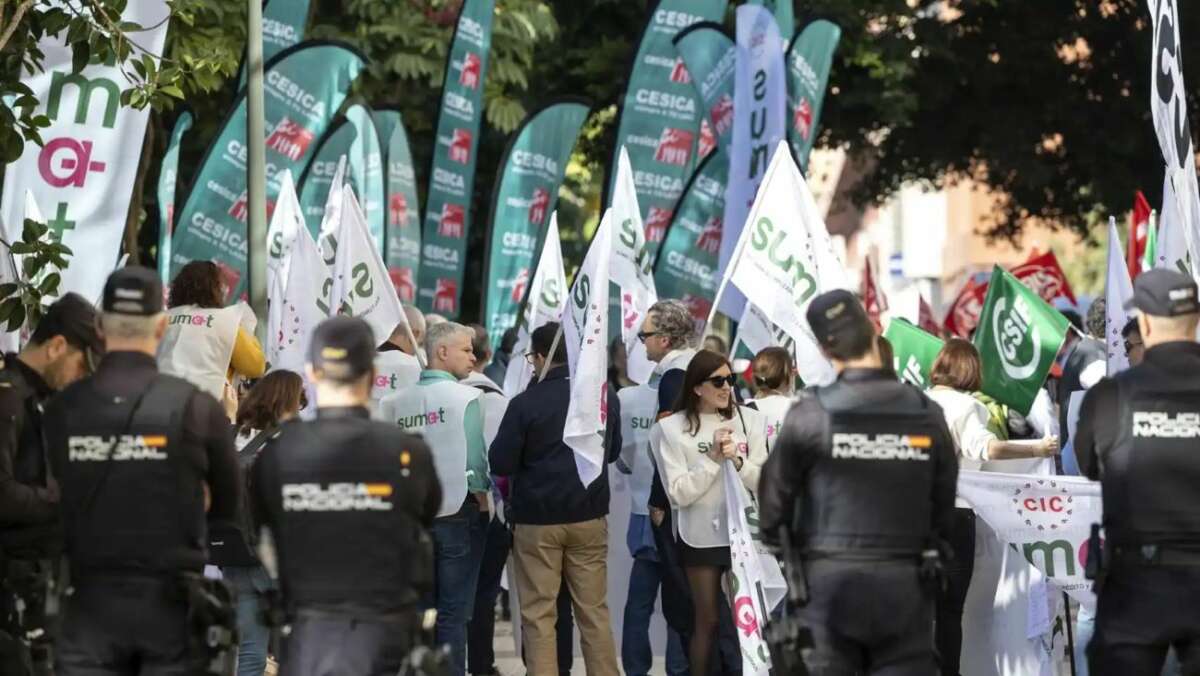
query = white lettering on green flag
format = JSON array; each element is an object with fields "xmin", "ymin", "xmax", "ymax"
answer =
[
  {"xmin": 653, "ymin": 147, "xmax": 727, "ymax": 325},
  {"xmin": 673, "ymin": 23, "xmax": 735, "ymax": 154},
  {"xmin": 883, "ymin": 318, "xmax": 945, "ymax": 389},
  {"xmin": 973, "ymin": 266, "xmax": 1069, "ymax": 415}
]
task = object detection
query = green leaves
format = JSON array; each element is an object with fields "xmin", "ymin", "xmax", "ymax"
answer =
[{"xmin": 0, "ymin": 217, "xmax": 74, "ymax": 333}]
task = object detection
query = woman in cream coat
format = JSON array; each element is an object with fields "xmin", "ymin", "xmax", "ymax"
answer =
[{"xmin": 650, "ymin": 350, "xmax": 768, "ymax": 676}]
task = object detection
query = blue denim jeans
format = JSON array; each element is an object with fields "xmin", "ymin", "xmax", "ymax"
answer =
[
  {"xmin": 432, "ymin": 500, "xmax": 489, "ymax": 676},
  {"xmin": 223, "ymin": 565, "xmax": 273, "ymax": 676},
  {"xmin": 622, "ymin": 557, "xmax": 689, "ymax": 676}
]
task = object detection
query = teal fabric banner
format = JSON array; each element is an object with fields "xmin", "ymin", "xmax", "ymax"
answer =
[
  {"xmin": 607, "ymin": 0, "xmax": 728, "ymax": 257},
  {"xmin": 239, "ymin": 0, "xmax": 313, "ymax": 86},
  {"xmin": 652, "ymin": 146, "xmax": 727, "ymax": 323},
  {"xmin": 416, "ymin": 0, "xmax": 496, "ymax": 316},
  {"xmin": 786, "ymin": 20, "xmax": 841, "ymax": 174},
  {"xmin": 673, "ymin": 23, "xmax": 734, "ymax": 154},
  {"xmin": 374, "ymin": 109, "xmax": 422, "ymax": 305},
  {"xmin": 170, "ymin": 41, "xmax": 364, "ymax": 299},
  {"xmin": 297, "ymin": 122, "xmax": 353, "ymax": 235},
  {"xmin": 482, "ymin": 100, "xmax": 589, "ymax": 350},
  {"xmin": 748, "ymin": 0, "xmax": 794, "ymax": 40},
  {"xmin": 297, "ymin": 103, "xmax": 385, "ymax": 249},
  {"xmin": 157, "ymin": 111, "xmax": 192, "ymax": 284}
]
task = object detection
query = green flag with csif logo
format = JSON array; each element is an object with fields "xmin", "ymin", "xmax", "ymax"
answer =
[
  {"xmin": 883, "ymin": 318, "xmax": 945, "ymax": 389},
  {"xmin": 170, "ymin": 41, "xmax": 364, "ymax": 300},
  {"xmin": 973, "ymin": 266, "xmax": 1070, "ymax": 415},
  {"xmin": 607, "ymin": 0, "xmax": 728, "ymax": 258},
  {"xmin": 652, "ymin": 146, "xmax": 727, "ymax": 324},
  {"xmin": 482, "ymin": 100, "xmax": 590, "ymax": 351},
  {"xmin": 374, "ymin": 110, "xmax": 422, "ymax": 305},
  {"xmin": 417, "ymin": 0, "xmax": 496, "ymax": 317}
]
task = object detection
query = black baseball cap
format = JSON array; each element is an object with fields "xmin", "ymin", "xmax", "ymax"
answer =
[
  {"xmin": 1123, "ymin": 268, "xmax": 1200, "ymax": 317},
  {"xmin": 34, "ymin": 292, "xmax": 103, "ymax": 366},
  {"xmin": 102, "ymin": 266, "xmax": 163, "ymax": 316},
  {"xmin": 309, "ymin": 316, "xmax": 376, "ymax": 381},
  {"xmin": 805, "ymin": 289, "xmax": 874, "ymax": 350}
]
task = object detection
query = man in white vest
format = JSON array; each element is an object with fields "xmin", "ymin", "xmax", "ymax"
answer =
[
  {"xmin": 370, "ymin": 304, "xmax": 426, "ymax": 409},
  {"xmin": 379, "ymin": 321, "xmax": 489, "ymax": 676}
]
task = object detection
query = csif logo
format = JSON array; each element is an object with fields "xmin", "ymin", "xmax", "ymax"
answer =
[
  {"xmin": 749, "ymin": 217, "xmax": 817, "ymax": 306},
  {"xmin": 991, "ymin": 294, "xmax": 1041, "ymax": 381}
]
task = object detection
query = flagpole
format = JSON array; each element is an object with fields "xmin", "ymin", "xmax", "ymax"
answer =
[
  {"xmin": 246, "ymin": 0, "xmax": 268, "ymax": 342},
  {"xmin": 539, "ymin": 325, "xmax": 563, "ymax": 382},
  {"xmin": 702, "ymin": 212, "xmax": 756, "ymax": 341}
]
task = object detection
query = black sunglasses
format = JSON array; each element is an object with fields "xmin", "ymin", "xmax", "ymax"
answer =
[
  {"xmin": 636, "ymin": 331, "xmax": 662, "ymax": 343},
  {"xmin": 703, "ymin": 374, "xmax": 737, "ymax": 388}
]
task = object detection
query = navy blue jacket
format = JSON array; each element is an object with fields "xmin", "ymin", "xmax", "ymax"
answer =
[{"xmin": 488, "ymin": 365, "xmax": 621, "ymax": 525}]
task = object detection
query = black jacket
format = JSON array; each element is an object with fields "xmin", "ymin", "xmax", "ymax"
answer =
[
  {"xmin": 0, "ymin": 355, "xmax": 60, "ymax": 557},
  {"xmin": 489, "ymin": 365, "xmax": 621, "ymax": 524},
  {"xmin": 758, "ymin": 369, "xmax": 959, "ymax": 556},
  {"xmin": 1076, "ymin": 341, "xmax": 1200, "ymax": 546}
]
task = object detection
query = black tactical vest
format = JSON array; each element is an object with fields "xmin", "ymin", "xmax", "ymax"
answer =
[
  {"xmin": 796, "ymin": 391, "xmax": 942, "ymax": 557},
  {"xmin": 57, "ymin": 376, "xmax": 203, "ymax": 576}
]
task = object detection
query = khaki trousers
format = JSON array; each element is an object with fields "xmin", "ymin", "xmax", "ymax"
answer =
[{"xmin": 511, "ymin": 517, "xmax": 620, "ymax": 676}]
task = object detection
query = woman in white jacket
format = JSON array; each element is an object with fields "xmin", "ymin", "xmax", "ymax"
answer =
[
  {"xmin": 747, "ymin": 346, "xmax": 795, "ymax": 450},
  {"xmin": 650, "ymin": 350, "xmax": 768, "ymax": 676},
  {"xmin": 924, "ymin": 338, "xmax": 1058, "ymax": 676}
]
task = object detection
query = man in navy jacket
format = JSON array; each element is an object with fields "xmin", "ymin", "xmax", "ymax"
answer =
[{"xmin": 489, "ymin": 322, "xmax": 621, "ymax": 676}]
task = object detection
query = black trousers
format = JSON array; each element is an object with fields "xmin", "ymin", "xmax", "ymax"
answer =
[
  {"xmin": 468, "ymin": 517, "xmax": 511, "ymax": 675},
  {"xmin": 935, "ymin": 508, "xmax": 974, "ymax": 676},
  {"xmin": 1088, "ymin": 561, "xmax": 1200, "ymax": 676},
  {"xmin": 56, "ymin": 576, "xmax": 206, "ymax": 676},
  {"xmin": 282, "ymin": 614, "xmax": 413, "ymax": 676},
  {"xmin": 799, "ymin": 559, "xmax": 936, "ymax": 675}
]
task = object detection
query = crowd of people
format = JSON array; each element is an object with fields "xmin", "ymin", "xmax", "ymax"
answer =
[{"xmin": 1, "ymin": 263, "xmax": 1199, "ymax": 676}]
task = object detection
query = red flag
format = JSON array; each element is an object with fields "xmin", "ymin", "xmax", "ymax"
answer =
[
  {"xmin": 1010, "ymin": 251, "xmax": 1077, "ymax": 305},
  {"xmin": 918, "ymin": 295, "xmax": 940, "ymax": 335},
  {"xmin": 943, "ymin": 276, "xmax": 988, "ymax": 338},
  {"xmin": 861, "ymin": 260, "xmax": 888, "ymax": 330},
  {"xmin": 1128, "ymin": 190, "xmax": 1152, "ymax": 279}
]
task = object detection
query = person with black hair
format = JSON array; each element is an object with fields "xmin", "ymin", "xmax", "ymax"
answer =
[
  {"xmin": 253, "ymin": 316, "xmax": 440, "ymax": 676},
  {"xmin": 759, "ymin": 290, "xmax": 959, "ymax": 675},
  {"xmin": 489, "ymin": 322, "xmax": 622, "ymax": 676},
  {"xmin": 1122, "ymin": 317, "xmax": 1145, "ymax": 366},
  {"xmin": 0, "ymin": 292, "xmax": 102, "ymax": 674}
]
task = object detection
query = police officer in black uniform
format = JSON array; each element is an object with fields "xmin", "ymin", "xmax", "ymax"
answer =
[
  {"xmin": 252, "ymin": 316, "xmax": 441, "ymax": 676},
  {"xmin": 0, "ymin": 293, "xmax": 102, "ymax": 674},
  {"xmin": 759, "ymin": 290, "xmax": 959, "ymax": 675},
  {"xmin": 44, "ymin": 266, "xmax": 240, "ymax": 675},
  {"xmin": 1075, "ymin": 269, "xmax": 1200, "ymax": 674}
]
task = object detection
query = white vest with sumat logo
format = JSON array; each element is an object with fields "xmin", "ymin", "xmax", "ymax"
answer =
[
  {"xmin": 380, "ymin": 379, "xmax": 481, "ymax": 517},
  {"xmin": 618, "ymin": 384, "xmax": 659, "ymax": 515},
  {"xmin": 157, "ymin": 304, "xmax": 251, "ymax": 401},
  {"xmin": 748, "ymin": 394, "xmax": 792, "ymax": 453},
  {"xmin": 370, "ymin": 350, "xmax": 422, "ymax": 413}
]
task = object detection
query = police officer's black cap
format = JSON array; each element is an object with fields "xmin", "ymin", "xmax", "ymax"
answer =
[
  {"xmin": 38, "ymin": 292, "xmax": 103, "ymax": 362},
  {"xmin": 309, "ymin": 316, "xmax": 376, "ymax": 380},
  {"xmin": 805, "ymin": 289, "xmax": 874, "ymax": 350},
  {"xmin": 1123, "ymin": 268, "xmax": 1200, "ymax": 318},
  {"xmin": 102, "ymin": 266, "xmax": 163, "ymax": 316}
]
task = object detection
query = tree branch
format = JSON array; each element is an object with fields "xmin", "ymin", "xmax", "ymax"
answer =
[{"xmin": 0, "ymin": 0, "xmax": 35, "ymax": 55}]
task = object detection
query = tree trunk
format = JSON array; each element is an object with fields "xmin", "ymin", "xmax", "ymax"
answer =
[{"xmin": 122, "ymin": 116, "xmax": 157, "ymax": 266}]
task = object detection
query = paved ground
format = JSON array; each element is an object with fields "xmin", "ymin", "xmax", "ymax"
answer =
[{"xmin": 491, "ymin": 620, "xmax": 669, "ymax": 675}]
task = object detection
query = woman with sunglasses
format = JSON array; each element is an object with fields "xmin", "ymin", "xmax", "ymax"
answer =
[
  {"xmin": 650, "ymin": 350, "xmax": 768, "ymax": 676},
  {"xmin": 212, "ymin": 370, "xmax": 306, "ymax": 676}
]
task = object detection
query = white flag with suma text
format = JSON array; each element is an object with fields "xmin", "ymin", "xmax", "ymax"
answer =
[
  {"xmin": 504, "ymin": 212, "xmax": 568, "ymax": 398},
  {"xmin": 330, "ymin": 185, "xmax": 404, "ymax": 346},
  {"xmin": 265, "ymin": 170, "xmax": 307, "ymax": 295},
  {"xmin": 563, "ymin": 211, "xmax": 614, "ymax": 486},
  {"xmin": 609, "ymin": 147, "xmax": 658, "ymax": 384},
  {"xmin": 269, "ymin": 216, "xmax": 327, "ymax": 375}
]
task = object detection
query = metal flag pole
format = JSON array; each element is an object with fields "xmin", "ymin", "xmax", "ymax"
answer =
[{"xmin": 246, "ymin": 0, "xmax": 268, "ymax": 342}]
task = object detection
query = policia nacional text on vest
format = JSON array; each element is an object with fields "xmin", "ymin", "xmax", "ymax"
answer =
[
  {"xmin": 44, "ymin": 267, "xmax": 241, "ymax": 676},
  {"xmin": 758, "ymin": 291, "xmax": 959, "ymax": 676}
]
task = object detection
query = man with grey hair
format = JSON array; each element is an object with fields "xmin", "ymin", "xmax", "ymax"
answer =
[
  {"xmin": 44, "ymin": 266, "xmax": 239, "ymax": 673},
  {"xmin": 379, "ymin": 320, "xmax": 489, "ymax": 676},
  {"xmin": 370, "ymin": 304, "xmax": 425, "ymax": 409}
]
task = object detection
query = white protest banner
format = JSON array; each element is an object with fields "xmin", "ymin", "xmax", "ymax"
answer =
[
  {"xmin": 504, "ymin": 213, "xmax": 567, "ymax": 398},
  {"xmin": 723, "ymin": 463, "xmax": 786, "ymax": 676},
  {"xmin": 956, "ymin": 470, "xmax": 1101, "ymax": 611},
  {"xmin": 317, "ymin": 156, "xmax": 348, "ymax": 266},
  {"xmin": 1104, "ymin": 217, "xmax": 1134, "ymax": 375},
  {"xmin": 717, "ymin": 141, "xmax": 847, "ymax": 385},
  {"xmin": 1148, "ymin": 0, "xmax": 1200, "ymax": 283},
  {"xmin": 329, "ymin": 185, "xmax": 404, "ymax": 345},
  {"xmin": 0, "ymin": 2, "xmax": 171, "ymax": 303},
  {"xmin": 266, "ymin": 171, "xmax": 307, "ymax": 294},
  {"xmin": 718, "ymin": 4, "xmax": 787, "ymax": 320},
  {"xmin": 610, "ymin": 147, "xmax": 658, "ymax": 384},
  {"xmin": 270, "ymin": 220, "xmax": 328, "ymax": 376},
  {"xmin": 563, "ymin": 211, "xmax": 614, "ymax": 486}
]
